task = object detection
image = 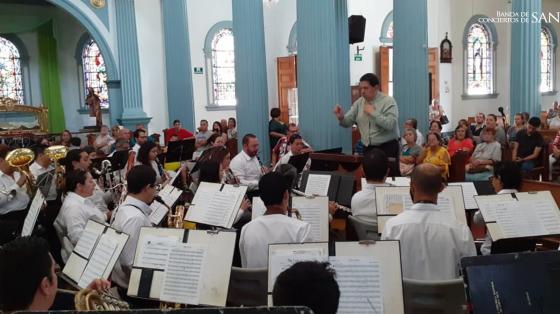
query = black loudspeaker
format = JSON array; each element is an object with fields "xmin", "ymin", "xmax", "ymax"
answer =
[{"xmin": 348, "ymin": 15, "xmax": 366, "ymax": 44}]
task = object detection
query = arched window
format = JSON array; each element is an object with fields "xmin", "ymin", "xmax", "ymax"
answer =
[
  {"xmin": 463, "ymin": 16, "xmax": 498, "ymax": 97},
  {"xmin": 204, "ymin": 21, "xmax": 236, "ymax": 108},
  {"xmin": 541, "ymin": 25, "xmax": 556, "ymax": 93},
  {"xmin": 0, "ymin": 36, "xmax": 24, "ymax": 103},
  {"xmin": 379, "ymin": 11, "xmax": 393, "ymax": 44},
  {"xmin": 81, "ymin": 38, "xmax": 109, "ymax": 108}
]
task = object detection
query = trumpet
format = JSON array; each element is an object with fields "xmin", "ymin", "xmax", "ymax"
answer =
[
  {"xmin": 6, "ymin": 148, "xmax": 35, "ymax": 195},
  {"xmin": 44, "ymin": 145, "xmax": 68, "ymax": 190}
]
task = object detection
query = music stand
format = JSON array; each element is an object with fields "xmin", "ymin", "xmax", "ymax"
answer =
[
  {"xmin": 36, "ymin": 169, "xmax": 55, "ymax": 198},
  {"xmin": 288, "ymin": 153, "xmax": 309, "ymax": 173},
  {"xmin": 167, "ymin": 138, "xmax": 195, "ymax": 162},
  {"xmin": 110, "ymin": 150, "xmax": 129, "ymax": 171}
]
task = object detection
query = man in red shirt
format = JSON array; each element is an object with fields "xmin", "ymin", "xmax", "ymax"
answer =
[{"xmin": 165, "ymin": 119, "xmax": 194, "ymax": 144}]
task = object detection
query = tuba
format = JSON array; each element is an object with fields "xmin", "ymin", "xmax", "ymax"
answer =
[
  {"xmin": 5, "ymin": 148, "xmax": 35, "ymax": 195},
  {"xmin": 44, "ymin": 145, "xmax": 68, "ymax": 190}
]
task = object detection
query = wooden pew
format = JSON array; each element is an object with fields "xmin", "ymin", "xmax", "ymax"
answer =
[{"xmin": 448, "ymin": 150, "xmax": 469, "ymax": 182}]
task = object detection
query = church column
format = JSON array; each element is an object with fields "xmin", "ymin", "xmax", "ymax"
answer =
[
  {"xmin": 296, "ymin": 0, "xmax": 351, "ymax": 152},
  {"xmin": 510, "ymin": 0, "xmax": 541, "ymax": 118},
  {"xmin": 162, "ymin": 0, "xmax": 196, "ymax": 131},
  {"xmin": 393, "ymin": 0, "xmax": 429, "ymax": 133},
  {"xmin": 115, "ymin": 0, "xmax": 151, "ymax": 129},
  {"xmin": 232, "ymin": 0, "xmax": 270, "ymax": 162}
]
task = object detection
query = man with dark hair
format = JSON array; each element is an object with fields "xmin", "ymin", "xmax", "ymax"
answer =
[
  {"xmin": 350, "ymin": 148, "xmax": 389, "ymax": 223},
  {"xmin": 239, "ymin": 172, "xmax": 312, "ymax": 268},
  {"xmin": 382, "ymin": 164, "xmax": 476, "ymax": 280},
  {"xmin": 164, "ymin": 119, "xmax": 194, "ymax": 145},
  {"xmin": 0, "ymin": 236, "xmax": 110, "ymax": 312},
  {"xmin": 333, "ymin": 73, "xmax": 400, "ymax": 176},
  {"xmin": 111, "ymin": 165, "xmax": 157, "ymax": 290},
  {"xmin": 131, "ymin": 128, "xmax": 148, "ymax": 156},
  {"xmin": 272, "ymin": 123, "xmax": 313, "ymax": 166},
  {"xmin": 470, "ymin": 112, "xmax": 486, "ymax": 141},
  {"xmin": 195, "ymin": 119, "xmax": 212, "ymax": 150},
  {"xmin": 230, "ymin": 134, "xmax": 265, "ymax": 192},
  {"xmin": 485, "ymin": 114, "xmax": 507, "ymax": 146},
  {"xmin": 512, "ymin": 117, "xmax": 544, "ymax": 174},
  {"xmin": 30, "ymin": 144, "xmax": 57, "ymax": 201},
  {"xmin": 273, "ymin": 261, "xmax": 340, "ymax": 314},
  {"xmin": 273, "ymin": 134, "xmax": 310, "ymax": 172}
]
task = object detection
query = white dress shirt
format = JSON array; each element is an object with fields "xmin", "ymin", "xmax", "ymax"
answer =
[
  {"xmin": 474, "ymin": 188, "xmax": 518, "ymax": 255},
  {"xmin": 230, "ymin": 150, "xmax": 262, "ymax": 190},
  {"xmin": 55, "ymin": 192, "xmax": 106, "ymax": 257},
  {"xmin": 88, "ymin": 181, "xmax": 111, "ymax": 213},
  {"xmin": 350, "ymin": 182, "xmax": 389, "ymax": 224},
  {"xmin": 110, "ymin": 195, "xmax": 153, "ymax": 288},
  {"xmin": 30, "ymin": 161, "xmax": 58, "ymax": 201},
  {"xmin": 273, "ymin": 151, "xmax": 311, "ymax": 172},
  {"xmin": 239, "ymin": 214, "xmax": 312, "ymax": 268},
  {"xmin": 95, "ymin": 134, "xmax": 115, "ymax": 155},
  {"xmin": 0, "ymin": 170, "xmax": 30, "ymax": 215},
  {"xmin": 382, "ymin": 202, "xmax": 476, "ymax": 280}
]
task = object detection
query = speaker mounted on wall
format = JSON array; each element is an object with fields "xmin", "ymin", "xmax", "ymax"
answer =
[{"xmin": 348, "ymin": 15, "xmax": 366, "ymax": 44}]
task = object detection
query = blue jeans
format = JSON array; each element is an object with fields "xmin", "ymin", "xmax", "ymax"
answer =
[
  {"xmin": 465, "ymin": 171, "xmax": 493, "ymax": 182},
  {"xmin": 520, "ymin": 160, "xmax": 536, "ymax": 173}
]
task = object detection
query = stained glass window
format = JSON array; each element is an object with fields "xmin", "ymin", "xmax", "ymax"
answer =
[
  {"xmin": 211, "ymin": 28, "xmax": 236, "ymax": 106},
  {"xmin": 466, "ymin": 23, "xmax": 493, "ymax": 95},
  {"xmin": 386, "ymin": 21, "xmax": 393, "ymax": 39},
  {"xmin": 82, "ymin": 39, "xmax": 109, "ymax": 108},
  {"xmin": 0, "ymin": 36, "xmax": 23, "ymax": 103},
  {"xmin": 541, "ymin": 26, "xmax": 554, "ymax": 93}
]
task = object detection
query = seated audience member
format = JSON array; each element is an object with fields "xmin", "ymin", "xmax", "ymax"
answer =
[
  {"xmin": 447, "ymin": 125, "xmax": 474, "ymax": 157},
  {"xmin": 131, "ymin": 128, "xmax": 148, "ymax": 156},
  {"xmin": 165, "ymin": 119, "xmax": 194, "ymax": 144},
  {"xmin": 486, "ymin": 114, "xmax": 507, "ymax": 147},
  {"xmin": 548, "ymin": 101, "xmax": 560, "ymax": 129},
  {"xmin": 507, "ymin": 113, "xmax": 525, "ymax": 144},
  {"xmin": 220, "ymin": 118, "xmax": 228, "ymax": 133},
  {"xmin": 540, "ymin": 110, "xmax": 550, "ymax": 130},
  {"xmin": 382, "ymin": 164, "xmax": 476, "ymax": 280},
  {"xmin": 30, "ymin": 144, "xmax": 57, "ymax": 201},
  {"xmin": 108, "ymin": 139, "xmax": 131, "ymax": 157},
  {"xmin": 273, "ymin": 134, "xmax": 310, "ymax": 172},
  {"xmin": 212, "ymin": 120, "xmax": 228, "ymax": 143},
  {"xmin": 474, "ymin": 162, "xmax": 522, "ymax": 255},
  {"xmin": 400, "ymin": 128, "xmax": 423, "ymax": 176},
  {"xmin": 465, "ymin": 128, "xmax": 501, "ymax": 181},
  {"xmin": 227, "ymin": 117, "xmax": 237, "ymax": 139},
  {"xmin": 55, "ymin": 170, "xmax": 107, "ymax": 261},
  {"xmin": 418, "ymin": 132, "xmax": 450, "ymax": 179},
  {"xmin": 94, "ymin": 125, "xmax": 115, "ymax": 155},
  {"xmin": 470, "ymin": 112, "xmax": 486, "ymax": 142},
  {"xmin": 83, "ymin": 145, "xmax": 97, "ymax": 159},
  {"xmin": 136, "ymin": 142, "xmax": 168, "ymax": 185},
  {"xmin": 272, "ymin": 123, "xmax": 312, "ymax": 166},
  {"xmin": 428, "ymin": 120, "xmax": 448, "ymax": 145},
  {"xmin": 549, "ymin": 129, "xmax": 560, "ymax": 181},
  {"xmin": 68, "ymin": 137, "xmax": 81, "ymax": 150},
  {"xmin": 111, "ymin": 165, "xmax": 157, "ymax": 291},
  {"xmin": 457, "ymin": 119, "xmax": 469, "ymax": 129},
  {"xmin": 269, "ymin": 108, "xmax": 288, "ymax": 151},
  {"xmin": 58, "ymin": 130, "xmax": 72, "ymax": 147},
  {"xmin": 273, "ymin": 261, "xmax": 340, "ymax": 314},
  {"xmin": 512, "ymin": 117, "xmax": 544, "ymax": 174},
  {"xmin": 400, "ymin": 118, "xmax": 424, "ymax": 147},
  {"xmin": 195, "ymin": 119, "xmax": 213, "ymax": 150},
  {"xmin": 0, "ymin": 236, "xmax": 110, "ymax": 312},
  {"xmin": 351, "ymin": 149, "xmax": 389, "ymax": 223},
  {"xmin": 239, "ymin": 172, "xmax": 312, "ymax": 268},
  {"xmin": 111, "ymin": 125, "xmax": 121, "ymax": 138},
  {"xmin": 230, "ymin": 134, "xmax": 266, "ymax": 192},
  {"xmin": 109, "ymin": 127, "xmax": 131, "ymax": 153}
]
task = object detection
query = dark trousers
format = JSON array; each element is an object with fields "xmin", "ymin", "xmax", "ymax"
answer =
[
  {"xmin": 364, "ymin": 139, "xmax": 401, "ymax": 177},
  {"xmin": 0, "ymin": 209, "xmax": 27, "ymax": 245}
]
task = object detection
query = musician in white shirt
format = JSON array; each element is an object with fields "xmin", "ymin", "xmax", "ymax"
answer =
[
  {"xmin": 382, "ymin": 164, "xmax": 476, "ymax": 280},
  {"xmin": 131, "ymin": 128, "xmax": 148, "ymax": 156},
  {"xmin": 30, "ymin": 144, "xmax": 57, "ymax": 201},
  {"xmin": 54, "ymin": 170, "xmax": 106, "ymax": 260},
  {"xmin": 111, "ymin": 165, "xmax": 157, "ymax": 290},
  {"xmin": 0, "ymin": 144, "xmax": 29, "ymax": 218},
  {"xmin": 351, "ymin": 148, "xmax": 390, "ymax": 224},
  {"xmin": 273, "ymin": 134, "xmax": 311, "ymax": 172},
  {"xmin": 239, "ymin": 172, "xmax": 312, "ymax": 268},
  {"xmin": 230, "ymin": 134, "xmax": 266, "ymax": 191},
  {"xmin": 66, "ymin": 148, "xmax": 110, "ymax": 213}
]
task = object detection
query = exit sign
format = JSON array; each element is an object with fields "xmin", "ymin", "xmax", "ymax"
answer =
[
  {"xmin": 354, "ymin": 54, "xmax": 363, "ymax": 61},
  {"xmin": 194, "ymin": 67, "xmax": 203, "ymax": 74}
]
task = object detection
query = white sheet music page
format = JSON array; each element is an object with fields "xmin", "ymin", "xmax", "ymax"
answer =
[
  {"xmin": 252, "ymin": 197, "xmax": 266, "ymax": 220},
  {"xmin": 77, "ymin": 234, "xmax": 118, "ymax": 288},
  {"xmin": 448, "ymin": 182, "xmax": 478, "ymax": 209},
  {"xmin": 269, "ymin": 248, "xmax": 327, "ymax": 287},
  {"xmin": 74, "ymin": 229, "xmax": 100, "ymax": 258},
  {"xmin": 382, "ymin": 194, "xmax": 406, "ymax": 215},
  {"xmin": 384, "ymin": 176, "xmax": 410, "ymax": 187},
  {"xmin": 149, "ymin": 201, "xmax": 169, "ymax": 225},
  {"xmin": 159, "ymin": 243, "xmax": 207, "ymax": 305},
  {"xmin": 136, "ymin": 235, "xmax": 177, "ymax": 269},
  {"xmin": 200, "ymin": 190, "xmax": 237, "ymax": 227},
  {"xmin": 496, "ymin": 200, "xmax": 547, "ymax": 238},
  {"xmin": 21, "ymin": 191, "xmax": 45, "ymax": 236},
  {"xmin": 434, "ymin": 196, "xmax": 457, "ymax": 222},
  {"xmin": 159, "ymin": 186, "xmax": 182, "ymax": 208},
  {"xmin": 532, "ymin": 198, "xmax": 560, "ymax": 234},
  {"xmin": 330, "ymin": 256, "xmax": 384, "ymax": 314},
  {"xmin": 478, "ymin": 199, "xmax": 516, "ymax": 222},
  {"xmin": 305, "ymin": 174, "xmax": 330, "ymax": 196},
  {"xmin": 292, "ymin": 196, "xmax": 329, "ymax": 241}
]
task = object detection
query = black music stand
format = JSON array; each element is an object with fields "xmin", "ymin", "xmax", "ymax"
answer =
[
  {"xmin": 167, "ymin": 138, "xmax": 195, "ymax": 163},
  {"xmin": 288, "ymin": 153, "xmax": 310, "ymax": 173},
  {"xmin": 109, "ymin": 150, "xmax": 129, "ymax": 171},
  {"xmin": 300, "ymin": 170, "xmax": 354, "ymax": 207},
  {"xmin": 36, "ymin": 169, "xmax": 55, "ymax": 198},
  {"xmin": 315, "ymin": 147, "xmax": 343, "ymax": 154}
]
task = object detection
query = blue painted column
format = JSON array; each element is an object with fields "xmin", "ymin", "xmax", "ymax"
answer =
[
  {"xmin": 115, "ymin": 0, "xmax": 151, "ymax": 129},
  {"xmin": 393, "ymin": 0, "xmax": 429, "ymax": 133},
  {"xmin": 232, "ymin": 0, "xmax": 270, "ymax": 163},
  {"xmin": 162, "ymin": 0, "xmax": 196, "ymax": 131},
  {"xmin": 296, "ymin": 0, "xmax": 351, "ymax": 152},
  {"xmin": 510, "ymin": 0, "xmax": 541, "ymax": 118},
  {"xmin": 107, "ymin": 80, "xmax": 122, "ymax": 126}
]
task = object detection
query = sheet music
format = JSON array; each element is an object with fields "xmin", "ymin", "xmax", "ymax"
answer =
[
  {"xmin": 269, "ymin": 249, "xmax": 327, "ymax": 287},
  {"xmin": 384, "ymin": 177, "xmax": 410, "ymax": 186},
  {"xmin": 477, "ymin": 199, "xmax": 516, "ymax": 222},
  {"xmin": 448, "ymin": 182, "xmax": 478, "ymax": 209},
  {"xmin": 252, "ymin": 197, "xmax": 266, "ymax": 220},
  {"xmin": 532, "ymin": 199, "xmax": 560, "ymax": 234},
  {"xmin": 330, "ymin": 256, "xmax": 384, "ymax": 314},
  {"xmin": 382, "ymin": 194, "xmax": 406, "ymax": 215},
  {"xmin": 136, "ymin": 235, "xmax": 178, "ymax": 269},
  {"xmin": 21, "ymin": 191, "xmax": 45, "ymax": 236},
  {"xmin": 159, "ymin": 186, "xmax": 182, "ymax": 208},
  {"xmin": 149, "ymin": 201, "xmax": 169, "ymax": 225},
  {"xmin": 159, "ymin": 243, "xmax": 207, "ymax": 305},
  {"xmin": 201, "ymin": 191, "xmax": 237, "ymax": 226},
  {"xmin": 305, "ymin": 174, "xmax": 330, "ymax": 196},
  {"xmin": 434, "ymin": 196, "xmax": 457, "ymax": 222},
  {"xmin": 74, "ymin": 229, "xmax": 100, "ymax": 258},
  {"xmin": 496, "ymin": 200, "xmax": 547, "ymax": 238},
  {"xmin": 292, "ymin": 197, "xmax": 328, "ymax": 241},
  {"xmin": 77, "ymin": 234, "xmax": 118, "ymax": 288}
]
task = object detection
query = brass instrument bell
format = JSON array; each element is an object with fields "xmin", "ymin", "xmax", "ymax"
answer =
[
  {"xmin": 5, "ymin": 148, "xmax": 35, "ymax": 194},
  {"xmin": 45, "ymin": 145, "xmax": 68, "ymax": 189}
]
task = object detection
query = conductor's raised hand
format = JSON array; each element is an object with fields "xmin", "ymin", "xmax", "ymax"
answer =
[{"xmin": 333, "ymin": 104, "xmax": 344, "ymax": 120}]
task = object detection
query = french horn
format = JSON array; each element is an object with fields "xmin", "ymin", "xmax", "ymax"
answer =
[
  {"xmin": 74, "ymin": 288, "xmax": 129, "ymax": 311},
  {"xmin": 5, "ymin": 148, "xmax": 35, "ymax": 195}
]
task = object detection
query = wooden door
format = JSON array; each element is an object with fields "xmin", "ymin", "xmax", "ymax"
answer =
[
  {"xmin": 428, "ymin": 48, "xmax": 439, "ymax": 101},
  {"xmin": 379, "ymin": 46, "xmax": 390, "ymax": 94},
  {"xmin": 277, "ymin": 56, "xmax": 297, "ymax": 124}
]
